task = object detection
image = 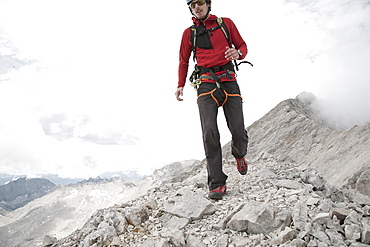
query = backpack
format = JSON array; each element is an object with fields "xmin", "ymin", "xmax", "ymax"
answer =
[
  {"xmin": 190, "ymin": 17, "xmax": 229, "ymax": 60},
  {"xmin": 190, "ymin": 17, "xmax": 252, "ymax": 71}
]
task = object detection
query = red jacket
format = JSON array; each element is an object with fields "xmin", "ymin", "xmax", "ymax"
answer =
[{"xmin": 178, "ymin": 15, "xmax": 247, "ymax": 88}]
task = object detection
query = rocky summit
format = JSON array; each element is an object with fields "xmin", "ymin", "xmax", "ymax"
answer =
[{"xmin": 2, "ymin": 92, "xmax": 370, "ymax": 247}]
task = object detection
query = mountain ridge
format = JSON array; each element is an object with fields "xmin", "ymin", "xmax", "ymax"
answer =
[
  {"xmin": 0, "ymin": 177, "xmax": 55, "ymax": 211},
  {"xmin": 1, "ymin": 92, "xmax": 369, "ymax": 246},
  {"xmin": 225, "ymin": 92, "xmax": 370, "ymax": 187}
]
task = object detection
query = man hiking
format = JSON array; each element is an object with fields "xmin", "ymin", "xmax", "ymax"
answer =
[{"xmin": 175, "ymin": 0, "xmax": 249, "ymax": 200}]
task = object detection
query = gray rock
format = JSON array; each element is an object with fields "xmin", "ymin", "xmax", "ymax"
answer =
[
  {"xmin": 311, "ymin": 226, "xmax": 330, "ymax": 245},
  {"xmin": 300, "ymin": 168, "xmax": 326, "ymax": 191},
  {"xmin": 312, "ymin": 212, "xmax": 330, "ymax": 225},
  {"xmin": 153, "ymin": 160, "xmax": 201, "ymax": 185},
  {"xmin": 275, "ymin": 179, "xmax": 303, "ymax": 190},
  {"xmin": 124, "ymin": 205, "xmax": 149, "ymax": 227},
  {"xmin": 160, "ymin": 213, "xmax": 189, "ymax": 230},
  {"xmin": 345, "ymin": 211, "xmax": 362, "ymax": 225},
  {"xmin": 255, "ymin": 169, "xmax": 278, "ymax": 178},
  {"xmin": 272, "ymin": 210, "xmax": 293, "ymax": 231},
  {"xmin": 43, "ymin": 235, "xmax": 57, "ymax": 246},
  {"xmin": 227, "ymin": 201, "xmax": 275, "ymax": 234},
  {"xmin": 362, "ymin": 217, "xmax": 370, "ymax": 244},
  {"xmin": 323, "ymin": 183, "xmax": 345, "ymax": 202},
  {"xmin": 83, "ymin": 221, "xmax": 117, "ymax": 247},
  {"xmin": 215, "ymin": 203, "xmax": 245, "ymax": 230},
  {"xmin": 160, "ymin": 230, "xmax": 186, "ymax": 247},
  {"xmin": 271, "ymin": 227, "xmax": 298, "ymax": 246},
  {"xmin": 162, "ymin": 187, "xmax": 216, "ymax": 221},
  {"xmin": 289, "ymin": 239, "xmax": 307, "ymax": 247},
  {"xmin": 186, "ymin": 235, "xmax": 207, "ymax": 247},
  {"xmin": 215, "ymin": 234, "xmax": 228, "ymax": 247},
  {"xmin": 331, "ymin": 207, "xmax": 351, "ymax": 224},
  {"xmin": 292, "ymin": 201, "xmax": 309, "ymax": 230},
  {"xmin": 326, "ymin": 216, "xmax": 344, "ymax": 233},
  {"xmin": 345, "ymin": 224, "xmax": 361, "ymax": 241},
  {"xmin": 353, "ymin": 191, "xmax": 370, "ymax": 205},
  {"xmin": 349, "ymin": 243, "xmax": 370, "ymax": 247},
  {"xmin": 145, "ymin": 199, "xmax": 158, "ymax": 210},
  {"xmin": 307, "ymin": 196, "xmax": 320, "ymax": 206},
  {"xmin": 356, "ymin": 169, "xmax": 370, "ymax": 197},
  {"xmin": 230, "ymin": 235, "xmax": 252, "ymax": 247},
  {"xmin": 325, "ymin": 228, "xmax": 346, "ymax": 246},
  {"xmin": 307, "ymin": 239, "xmax": 318, "ymax": 247},
  {"xmin": 140, "ymin": 238, "xmax": 172, "ymax": 247},
  {"xmin": 317, "ymin": 243, "xmax": 329, "ymax": 247}
]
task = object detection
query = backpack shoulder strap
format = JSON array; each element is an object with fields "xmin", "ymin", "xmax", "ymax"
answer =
[
  {"xmin": 190, "ymin": 24, "xmax": 197, "ymax": 62},
  {"xmin": 216, "ymin": 17, "xmax": 231, "ymax": 47},
  {"xmin": 217, "ymin": 17, "xmax": 254, "ymax": 71}
]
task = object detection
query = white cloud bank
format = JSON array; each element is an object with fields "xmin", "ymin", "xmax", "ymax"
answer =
[{"xmin": 0, "ymin": 0, "xmax": 369, "ymax": 179}]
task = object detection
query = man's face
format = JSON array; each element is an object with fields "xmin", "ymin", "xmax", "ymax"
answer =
[{"xmin": 189, "ymin": 0, "xmax": 210, "ymax": 20}]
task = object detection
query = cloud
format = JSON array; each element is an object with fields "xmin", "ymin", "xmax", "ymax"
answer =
[
  {"xmin": 241, "ymin": 0, "xmax": 370, "ymax": 128},
  {"xmin": 0, "ymin": 0, "xmax": 369, "ymax": 179},
  {"xmin": 290, "ymin": 0, "xmax": 370, "ymax": 128},
  {"xmin": 39, "ymin": 113, "xmax": 140, "ymax": 145}
]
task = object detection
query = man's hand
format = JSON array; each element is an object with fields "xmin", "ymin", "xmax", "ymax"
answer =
[
  {"xmin": 175, "ymin": 87, "xmax": 184, "ymax": 101},
  {"xmin": 225, "ymin": 46, "xmax": 240, "ymax": 60}
]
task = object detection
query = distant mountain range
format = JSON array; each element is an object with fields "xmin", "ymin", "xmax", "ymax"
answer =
[
  {"xmin": 0, "ymin": 174, "xmax": 82, "ymax": 186},
  {"xmin": 0, "ymin": 177, "xmax": 55, "ymax": 211},
  {"xmin": 0, "ymin": 170, "xmax": 142, "ymax": 186},
  {"xmin": 0, "ymin": 171, "xmax": 143, "ymax": 211}
]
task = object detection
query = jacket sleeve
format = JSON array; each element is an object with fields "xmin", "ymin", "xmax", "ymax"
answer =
[
  {"xmin": 178, "ymin": 28, "xmax": 193, "ymax": 88},
  {"xmin": 225, "ymin": 18, "xmax": 248, "ymax": 60}
]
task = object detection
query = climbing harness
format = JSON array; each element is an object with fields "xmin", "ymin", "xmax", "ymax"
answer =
[
  {"xmin": 197, "ymin": 87, "xmax": 242, "ymax": 107},
  {"xmin": 190, "ymin": 61, "xmax": 235, "ymax": 89}
]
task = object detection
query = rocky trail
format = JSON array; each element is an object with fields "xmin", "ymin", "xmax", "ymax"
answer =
[{"xmin": 47, "ymin": 156, "xmax": 370, "ymax": 247}]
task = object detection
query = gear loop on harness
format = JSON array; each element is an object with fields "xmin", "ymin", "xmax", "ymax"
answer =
[
  {"xmin": 190, "ymin": 78, "xmax": 202, "ymax": 89},
  {"xmin": 189, "ymin": 65, "xmax": 202, "ymax": 89}
]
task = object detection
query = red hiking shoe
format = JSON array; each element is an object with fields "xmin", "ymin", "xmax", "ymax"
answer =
[
  {"xmin": 236, "ymin": 158, "xmax": 248, "ymax": 175},
  {"xmin": 208, "ymin": 185, "xmax": 226, "ymax": 200}
]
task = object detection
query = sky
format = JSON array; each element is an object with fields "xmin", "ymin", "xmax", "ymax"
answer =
[{"xmin": 0, "ymin": 0, "xmax": 369, "ymax": 179}]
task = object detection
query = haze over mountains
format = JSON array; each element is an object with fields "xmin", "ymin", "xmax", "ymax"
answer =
[
  {"xmin": 0, "ymin": 92, "xmax": 369, "ymax": 246},
  {"xmin": 0, "ymin": 170, "xmax": 143, "ymax": 187},
  {"xmin": 0, "ymin": 177, "xmax": 55, "ymax": 211},
  {"xmin": 2, "ymin": 0, "xmax": 370, "ymax": 182}
]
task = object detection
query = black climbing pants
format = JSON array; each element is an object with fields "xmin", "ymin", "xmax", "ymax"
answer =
[{"xmin": 197, "ymin": 81, "xmax": 248, "ymax": 191}]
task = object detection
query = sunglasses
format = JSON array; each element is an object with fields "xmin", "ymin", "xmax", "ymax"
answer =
[{"xmin": 188, "ymin": 0, "xmax": 206, "ymax": 9}]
